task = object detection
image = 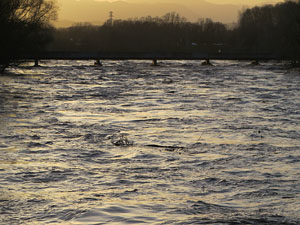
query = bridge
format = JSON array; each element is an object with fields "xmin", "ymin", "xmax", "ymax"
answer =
[
  {"xmin": 16, "ymin": 51, "xmax": 281, "ymax": 60},
  {"xmin": 13, "ymin": 51, "xmax": 287, "ymax": 66}
]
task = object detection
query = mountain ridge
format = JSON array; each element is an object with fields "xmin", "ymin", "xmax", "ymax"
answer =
[{"xmin": 55, "ymin": 0, "xmax": 282, "ymax": 27}]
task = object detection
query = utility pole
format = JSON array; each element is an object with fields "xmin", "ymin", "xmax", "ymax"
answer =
[{"xmin": 109, "ymin": 11, "xmax": 113, "ymax": 26}]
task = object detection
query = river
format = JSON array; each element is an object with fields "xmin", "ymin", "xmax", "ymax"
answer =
[{"xmin": 0, "ymin": 60, "xmax": 299, "ymax": 224}]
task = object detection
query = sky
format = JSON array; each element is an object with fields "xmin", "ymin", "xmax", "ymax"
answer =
[
  {"xmin": 55, "ymin": 0, "xmax": 285, "ymax": 27},
  {"xmin": 94, "ymin": 0, "xmax": 282, "ymax": 4},
  {"xmin": 92, "ymin": 0, "xmax": 284, "ymax": 5}
]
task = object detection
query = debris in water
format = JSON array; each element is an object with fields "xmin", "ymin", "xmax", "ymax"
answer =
[{"xmin": 110, "ymin": 133, "xmax": 134, "ymax": 147}]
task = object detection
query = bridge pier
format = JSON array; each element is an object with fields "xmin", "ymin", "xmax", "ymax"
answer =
[
  {"xmin": 251, "ymin": 60, "xmax": 259, "ymax": 65},
  {"xmin": 94, "ymin": 59, "xmax": 103, "ymax": 66},
  {"xmin": 201, "ymin": 59, "xmax": 212, "ymax": 66},
  {"xmin": 34, "ymin": 59, "xmax": 39, "ymax": 67},
  {"xmin": 152, "ymin": 59, "xmax": 158, "ymax": 66}
]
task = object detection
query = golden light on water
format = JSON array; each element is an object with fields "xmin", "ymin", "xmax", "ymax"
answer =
[{"xmin": 1, "ymin": 60, "xmax": 299, "ymax": 224}]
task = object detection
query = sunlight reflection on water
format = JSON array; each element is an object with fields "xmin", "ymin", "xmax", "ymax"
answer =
[{"xmin": 0, "ymin": 60, "xmax": 299, "ymax": 224}]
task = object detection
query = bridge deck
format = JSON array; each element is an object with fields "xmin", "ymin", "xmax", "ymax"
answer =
[{"xmin": 15, "ymin": 52, "xmax": 284, "ymax": 61}]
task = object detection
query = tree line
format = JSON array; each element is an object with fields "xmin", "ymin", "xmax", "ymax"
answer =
[
  {"xmin": 236, "ymin": 0, "xmax": 300, "ymax": 60},
  {"xmin": 48, "ymin": 0, "xmax": 300, "ymax": 63},
  {"xmin": 1, "ymin": 0, "xmax": 300, "ymax": 72},
  {"xmin": 49, "ymin": 13, "xmax": 230, "ymax": 53}
]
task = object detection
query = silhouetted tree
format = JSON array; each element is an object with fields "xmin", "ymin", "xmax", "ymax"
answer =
[
  {"xmin": 274, "ymin": 0, "xmax": 300, "ymax": 60},
  {"xmin": 0, "ymin": 0, "xmax": 57, "ymax": 72},
  {"xmin": 236, "ymin": 0, "xmax": 300, "ymax": 61}
]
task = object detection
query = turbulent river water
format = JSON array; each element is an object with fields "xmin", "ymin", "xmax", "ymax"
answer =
[{"xmin": 0, "ymin": 60, "xmax": 299, "ymax": 224}]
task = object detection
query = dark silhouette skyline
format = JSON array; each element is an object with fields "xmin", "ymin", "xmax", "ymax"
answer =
[{"xmin": 48, "ymin": 1, "xmax": 300, "ymax": 65}]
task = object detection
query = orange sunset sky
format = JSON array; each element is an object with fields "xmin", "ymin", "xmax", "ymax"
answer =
[{"xmin": 55, "ymin": 0, "xmax": 285, "ymax": 27}]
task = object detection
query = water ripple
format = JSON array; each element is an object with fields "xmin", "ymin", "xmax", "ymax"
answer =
[{"xmin": 0, "ymin": 60, "xmax": 299, "ymax": 224}]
